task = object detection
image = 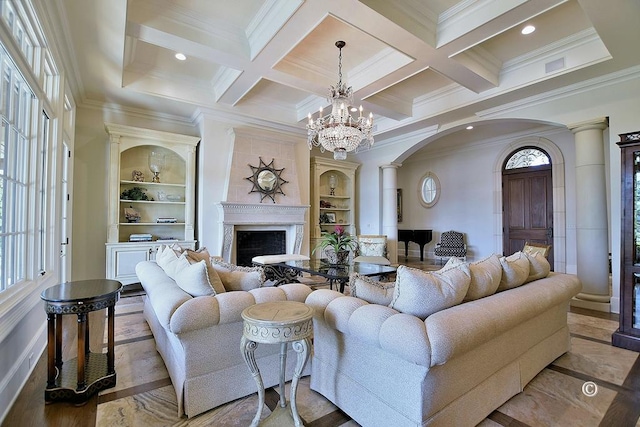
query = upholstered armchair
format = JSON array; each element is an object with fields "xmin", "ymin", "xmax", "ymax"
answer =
[
  {"xmin": 433, "ymin": 230, "xmax": 467, "ymax": 263},
  {"xmin": 353, "ymin": 235, "xmax": 391, "ymax": 265}
]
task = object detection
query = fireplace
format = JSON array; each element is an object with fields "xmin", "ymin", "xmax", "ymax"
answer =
[
  {"xmin": 217, "ymin": 202, "xmax": 309, "ymax": 264},
  {"xmin": 236, "ymin": 230, "xmax": 286, "ymax": 266}
]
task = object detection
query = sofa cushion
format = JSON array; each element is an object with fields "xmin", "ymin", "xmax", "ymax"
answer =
[
  {"xmin": 389, "ymin": 264, "xmax": 471, "ymax": 320},
  {"xmin": 173, "ymin": 260, "xmax": 217, "ymax": 297},
  {"xmin": 498, "ymin": 251, "xmax": 530, "ymax": 291},
  {"xmin": 184, "ymin": 248, "xmax": 226, "ymax": 294},
  {"xmin": 211, "ymin": 259, "xmax": 265, "ymax": 291},
  {"xmin": 447, "ymin": 254, "xmax": 502, "ymax": 301},
  {"xmin": 524, "ymin": 251, "xmax": 551, "ymax": 282},
  {"xmin": 349, "ymin": 273, "xmax": 395, "ymax": 305}
]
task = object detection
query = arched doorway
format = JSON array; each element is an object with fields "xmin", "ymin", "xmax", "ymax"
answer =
[{"xmin": 502, "ymin": 147, "xmax": 554, "ymax": 268}]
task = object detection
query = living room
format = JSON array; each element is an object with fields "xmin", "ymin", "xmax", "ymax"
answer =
[{"xmin": 1, "ymin": 0, "xmax": 640, "ymax": 425}]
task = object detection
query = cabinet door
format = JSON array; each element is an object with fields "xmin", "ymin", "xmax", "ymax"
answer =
[
  {"xmin": 112, "ymin": 246, "xmax": 153, "ymax": 284},
  {"xmin": 626, "ymin": 148, "xmax": 640, "ymax": 332}
]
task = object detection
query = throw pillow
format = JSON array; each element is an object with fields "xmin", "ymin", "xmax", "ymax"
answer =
[
  {"xmin": 211, "ymin": 259, "xmax": 265, "ymax": 291},
  {"xmin": 156, "ymin": 245, "xmax": 185, "ymax": 280},
  {"xmin": 173, "ymin": 260, "xmax": 216, "ymax": 297},
  {"xmin": 184, "ymin": 248, "xmax": 226, "ymax": 294},
  {"xmin": 497, "ymin": 251, "xmax": 530, "ymax": 291},
  {"xmin": 389, "ymin": 263, "xmax": 471, "ymax": 320},
  {"xmin": 349, "ymin": 273, "xmax": 395, "ymax": 306},
  {"xmin": 448, "ymin": 254, "xmax": 502, "ymax": 301},
  {"xmin": 524, "ymin": 251, "xmax": 551, "ymax": 283}
]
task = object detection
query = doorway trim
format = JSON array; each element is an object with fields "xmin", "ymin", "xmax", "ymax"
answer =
[{"xmin": 494, "ymin": 137, "xmax": 566, "ymax": 272}]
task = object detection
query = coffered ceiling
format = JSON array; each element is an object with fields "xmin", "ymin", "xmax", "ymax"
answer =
[{"xmin": 53, "ymin": 0, "xmax": 640, "ymax": 142}]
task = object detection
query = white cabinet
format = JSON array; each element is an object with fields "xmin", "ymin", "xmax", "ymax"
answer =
[
  {"xmin": 310, "ymin": 157, "xmax": 359, "ymax": 258},
  {"xmin": 105, "ymin": 123, "xmax": 200, "ymax": 284}
]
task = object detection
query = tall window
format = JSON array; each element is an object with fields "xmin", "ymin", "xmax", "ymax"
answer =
[{"xmin": 0, "ymin": 45, "xmax": 36, "ymax": 291}]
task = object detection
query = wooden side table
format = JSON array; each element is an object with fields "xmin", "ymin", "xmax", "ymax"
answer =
[
  {"xmin": 41, "ymin": 279, "xmax": 122, "ymax": 404},
  {"xmin": 241, "ymin": 301, "xmax": 313, "ymax": 427}
]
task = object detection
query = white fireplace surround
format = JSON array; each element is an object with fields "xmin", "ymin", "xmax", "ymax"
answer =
[{"xmin": 217, "ymin": 202, "xmax": 309, "ymax": 263}]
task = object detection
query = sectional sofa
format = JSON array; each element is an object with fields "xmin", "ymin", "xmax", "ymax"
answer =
[
  {"xmin": 135, "ymin": 246, "xmax": 313, "ymax": 417},
  {"xmin": 305, "ymin": 252, "xmax": 582, "ymax": 427}
]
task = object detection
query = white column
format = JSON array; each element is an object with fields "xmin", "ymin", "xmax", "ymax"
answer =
[
  {"xmin": 569, "ymin": 118, "xmax": 610, "ymax": 311},
  {"xmin": 381, "ymin": 164, "xmax": 400, "ymax": 264}
]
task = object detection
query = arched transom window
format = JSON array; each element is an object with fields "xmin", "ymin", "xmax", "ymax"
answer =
[{"xmin": 505, "ymin": 148, "xmax": 550, "ymax": 170}]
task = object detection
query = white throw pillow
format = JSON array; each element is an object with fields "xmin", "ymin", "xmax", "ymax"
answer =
[
  {"xmin": 448, "ymin": 254, "xmax": 502, "ymax": 301},
  {"xmin": 156, "ymin": 245, "xmax": 185, "ymax": 279},
  {"xmin": 211, "ymin": 260, "xmax": 265, "ymax": 291},
  {"xmin": 389, "ymin": 263, "xmax": 471, "ymax": 320},
  {"xmin": 497, "ymin": 251, "xmax": 530, "ymax": 291},
  {"xmin": 184, "ymin": 248, "xmax": 226, "ymax": 294},
  {"xmin": 524, "ymin": 251, "xmax": 551, "ymax": 282},
  {"xmin": 173, "ymin": 260, "xmax": 216, "ymax": 297},
  {"xmin": 349, "ymin": 273, "xmax": 395, "ymax": 306}
]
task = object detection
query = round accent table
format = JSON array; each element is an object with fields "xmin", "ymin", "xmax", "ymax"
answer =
[
  {"xmin": 41, "ymin": 279, "xmax": 122, "ymax": 404},
  {"xmin": 241, "ymin": 301, "xmax": 313, "ymax": 427}
]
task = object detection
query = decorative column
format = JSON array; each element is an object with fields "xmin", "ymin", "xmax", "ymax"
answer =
[
  {"xmin": 381, "ymin": 164, "xmax": 401, "ymax": 264},
  {"xmin": 569, "ymin": 118, "xmax": 610, "ymax": 311}
]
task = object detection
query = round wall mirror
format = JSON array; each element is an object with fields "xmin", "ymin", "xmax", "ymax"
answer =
[
  {"xmin": 257, "ymin": 170, "xmax": 277, "ymax": 191},
  {"xmin": 418, "ymin": 172, "xmax": 440, "ymax": 208}
]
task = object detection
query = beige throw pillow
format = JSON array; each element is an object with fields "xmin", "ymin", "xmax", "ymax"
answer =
[
  {"xmin": 498, "ymin": 251, "xmax": 530, "ymax": 291},
  {"xmin": 524, "ymin": 251, "xmax": 551, "ymax": 282},
  {"xmin": 173, "ymin": 260, "xmax": 216, "ymax": 297},
  {"xmin": 389, "ymin": 263, "xmax": 471, "ymax": 320},
  {"xmin": 349, "ymin": 273, "xmax": 395, "ymax": 306},
  {"xmin": 184, "ymin": 248, "xmax": 226, "ymax": 294},
  {"xmin": 448, "ymin": 254, "xmax": 502, "ymax": 301},
  {"xmin": 211, "ymin": 260, "xmax": 265, "ymax": 291}
]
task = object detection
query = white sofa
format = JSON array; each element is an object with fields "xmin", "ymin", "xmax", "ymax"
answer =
[
  {"xmin": 135, "ymin": 260, "xmax": 313, "ymax": 418},
  {"xmin": 305, "ymin": 254, "xmax": 581, "ymax": 427}
]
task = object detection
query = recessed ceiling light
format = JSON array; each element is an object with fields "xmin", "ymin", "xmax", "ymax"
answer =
[
  {"xmin": 350, "ymin": 107, "xmax": 358, "ymax": 112},
  {"xmin": 466, "ymin": 125, "xmax": 474, "ymax": 130},
  {"xmin": 521, "ymin": 25, "xmax": 535, "ymax": 35},
  {"xmin": 175, "ymin": 53, "xmax": 187, "ymax": 61}
]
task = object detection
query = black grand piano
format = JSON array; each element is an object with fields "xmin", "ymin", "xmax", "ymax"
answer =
[{"xmin": 398, "ymin": 229, "xmax": 433, "ymax": 261}]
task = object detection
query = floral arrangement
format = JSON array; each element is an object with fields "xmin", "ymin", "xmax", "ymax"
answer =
[{"xmin": 312, "ymin": 225, "xmax": 357, "ymax": 257}]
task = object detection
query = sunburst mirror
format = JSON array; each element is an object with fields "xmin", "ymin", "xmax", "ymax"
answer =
[{"xmin": 245, "ymin": 157, "xmax": 288, "ymax": 203}]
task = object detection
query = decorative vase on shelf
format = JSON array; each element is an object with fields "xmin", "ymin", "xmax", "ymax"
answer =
[
  {"xmin": 148, "ymin": 151, "xmax": 166, "ymax": 183},
  {"xmin": 329, "ymin": 174, "xmax": 338, "ymax": 196}
]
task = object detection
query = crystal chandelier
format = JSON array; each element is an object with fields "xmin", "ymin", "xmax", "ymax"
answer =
[{"xmin": 307, "ymin": 41, "xmax": 374, "ymax": 160}]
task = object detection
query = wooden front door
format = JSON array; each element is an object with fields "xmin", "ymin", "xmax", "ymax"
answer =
[{"xmin": 502, "ymin": 164, "xmax": 553, "ymax": 268}]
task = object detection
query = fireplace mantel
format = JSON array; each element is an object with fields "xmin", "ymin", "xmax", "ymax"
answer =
[{"xmin": 217, "ymin": 202, "xmax": 309, "ymax": 263}]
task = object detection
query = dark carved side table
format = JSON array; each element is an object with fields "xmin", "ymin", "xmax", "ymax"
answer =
[{"xmin": 41, "ymin": 279, "xmax": 122, "ymax": 404}]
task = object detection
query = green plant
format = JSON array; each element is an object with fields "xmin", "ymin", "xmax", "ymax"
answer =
[
  {"xmin": 312, "ymin": 225, "xmax": 357, "ymax": 256},
  {"xmin": 120, "ymin": 187, "xmax": 149, "ymax": 201}
]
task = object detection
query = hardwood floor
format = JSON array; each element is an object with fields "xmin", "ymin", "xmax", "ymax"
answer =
[{"xmin": 3, "ymin": 258, "xmax": 639, "ymax": 427}]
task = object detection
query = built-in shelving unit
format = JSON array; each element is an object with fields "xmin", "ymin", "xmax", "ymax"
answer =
[
  {"xmin": 310, "ymin": 157, "xmax": 359, "ymax": 259},
  {"xmin": 105, "ymin": 123, "xmax": 200, "ymax": 285}
]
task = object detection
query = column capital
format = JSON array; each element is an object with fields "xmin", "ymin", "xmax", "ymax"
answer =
[
  {"xmin": 568, "ymin": 117, "xmax": 609, "ymax": 134},
  {"xmin": 381, "ymin": 162, "xmax": 401, "ymax": 170}
]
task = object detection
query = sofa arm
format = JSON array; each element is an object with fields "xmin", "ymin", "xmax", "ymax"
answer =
[
  {"xmin": 170, "ymin": 283, "xmax": 312, "ymax": 334},
  {"xmin": 306, "ymin": 290, "xmax": 432, "ymax": 367}
]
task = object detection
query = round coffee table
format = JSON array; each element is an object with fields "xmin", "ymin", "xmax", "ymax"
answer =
[{"xmin": 241, "ymin": 301, "xmax": 313, "ymax": 427}]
